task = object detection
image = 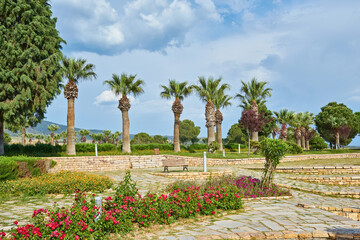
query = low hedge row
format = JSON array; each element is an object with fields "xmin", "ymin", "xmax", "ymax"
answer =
[{"xmin": 4, "ymin": 143, "xmax": 62, "ymax": 156}]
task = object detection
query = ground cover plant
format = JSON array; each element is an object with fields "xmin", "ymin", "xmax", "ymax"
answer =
[
  {"xmin": 0, "ymin": 171, "xmax": 113, "ymax": 196},
  {"xmin": 3, "ymin": 171, "xmax": 245, "ymax": 239}
]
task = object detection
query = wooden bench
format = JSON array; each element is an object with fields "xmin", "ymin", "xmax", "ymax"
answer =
[{"xmin": 163, "ymin": 159, "xmax": 188, "ymax": 173}]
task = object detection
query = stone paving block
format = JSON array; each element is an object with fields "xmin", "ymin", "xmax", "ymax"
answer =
[
  {"xmin": 214, "ymin": 220, "xmax": 245, "ymax": 228},
  {"xmin": 264, "ymin": 231, "xmax": 284, "ymax": 239},
  {"xmin": 282, "ymin": 230, "xmax": 298, "ymax": 238},
  {"xmin": 298, "ymin": 231, "xmax": 312, "ymax": 238},
  {"xmin": 236, "ymin": 232, "xmax": 252, "ymax": 240},
  {"xmin": 260, "ymin": 220, "xmax": 285, "ymax": 231},
  {"xmin": 312, "ymin": 230, "xmax": 329, "ymax": 238}
]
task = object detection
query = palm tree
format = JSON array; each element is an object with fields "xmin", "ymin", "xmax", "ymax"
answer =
[
  {"xmin": 35, "ymin": 134, "xmax": 44, "ymax": 144},
  {"xmin": 194, "ymin": 77, "xmax": 229, "ymax": 146},
  {"xmin": 160, "ymin": 80, "xmax": 193, "ymax": 152},
  {"xmin": 60, "ymin": 131, "xmax": 67, "ymax": 144},
  {"xmin": 44, "ymin": 135, "xmax": 51, "ymax": 144},
  {"xmin": 103, "ymin": 130, "xmax": 111, "ymax": 143},
  {"xmin": 112, "ymin": 131, "xmax": 122, "ymax": 146},
  {"xmin": 61, "ymin": 57, "xmax": 97, "ymax": 155},
  {"xmin": 235, "ymin": 78, "xmax": 272, "ymax": 141},
  {"xmin": 79, "ymin": 129, "xmax": 90, "ymax": 143},
  {"xmin": 54, "ymin": 134, "xmax": 61, "ymax": 145},
  {"xmin": 95, "ymin": 133, "xmax": 103, "ymax": 144},
  {"xmin": 213, "ymin": 92, "xmax": 232, "ymax": 151},
  {"xmin": 26, "ymin": 133, "xmax": 34, "ymax": 144},
  {"xmin": 300, "ymin": 112, "xmax": 314, "ymax": 149},
  {"xmin": 290, "ymin": 113, "xmax": 303, "ymax": 147},
  {"xmin": 89, "ymin": 133, "xmax": 97, "ymax": 144},
  {"xmin": 274, "ymin": 109, "xmax": 295, "ymax": 141},
  {"xmin": 104, "ymin": 73, "xmax": 144, "ymax": 153},
  {"xmin": 47, "ymin": 124, "xmax": 60, "ymax": 146}
]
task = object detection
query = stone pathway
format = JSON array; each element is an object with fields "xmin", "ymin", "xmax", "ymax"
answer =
[{"xmin": 1, "ymin": 165, "xmax": 360, "ymax": 239}]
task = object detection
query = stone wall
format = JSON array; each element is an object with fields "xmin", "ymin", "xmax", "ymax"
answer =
[
  {"xmin": 151, "ymin": 170, "xmax": 232, "ymax": 180},
  {"xmin": 47, "ymin": 153, "xmax": 360, "ymax": 173}
]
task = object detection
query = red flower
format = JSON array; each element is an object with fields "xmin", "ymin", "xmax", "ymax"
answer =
[
  {"xmin": 13, "ymin": 221, "xmax": 18, "ymax": 225},
  {"xmin": 212, "ymin": 211, "xmax": 215, "ymax": 215}
]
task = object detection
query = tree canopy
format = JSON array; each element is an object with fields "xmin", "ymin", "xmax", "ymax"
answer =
[
  {"xmin": 226, "ymin": 123, "xmax": 247, "ymax": 144},
  {"xmin": 315, "ymin": 102, "xmax": 360, "ymax": 146},
  {"xmin": 131, "ymin": 132, "xmax": 153, "ymax": 145},
  {"xmin": 179, "ymin": 120, "xmax": 201, "ymax": 144},
  {"xmin": 0, "ymin": 0, "xmax": 64, "ymax": 155}
]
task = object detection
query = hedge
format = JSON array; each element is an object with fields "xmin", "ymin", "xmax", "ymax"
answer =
[{"xmin": 4, "ymin": 143, "xmax": 62, "ymax": 156}]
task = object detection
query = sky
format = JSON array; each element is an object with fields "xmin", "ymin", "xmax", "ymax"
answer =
[{"xmin": 45, "ymin": 0, "xmax": 360, "ymax": 144}]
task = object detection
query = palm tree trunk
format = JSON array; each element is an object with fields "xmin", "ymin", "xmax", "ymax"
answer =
[
  {"xmin": 216, "ymin": 121, "xmax": 223, "ymax": 151},
  {"xmin": 66, "ymin": 98, "xmax": 76, "ymax": 155},
  {"xmin": 301, "ymin": 136, "xmax": 305, "ymax": 149},
  {"xmin": 122, "ymin": 110, "xmax": 131, "ymax": 153},
  {"xmin": 174, "ymin": 113, "xmax": 181, "ymax": 152},
  {"xmin": 205, "ymin": 101, "xmax": 216, "ymax": 145},
  {"xmin": 22, "ymin": 127, "xmax": 26, "ymax": 145},
  {"xmin": 0, "ymin": 114, "xmax": 4, "ymax": 156},
  {"xmin": 250, "ymin": 100, "xmax": 259, "ymax": 142},
  {"xmin": 208, "ymin": 126, "xmax": 215, "ymax": 145},
  {"xmin": 295, "ymin": 128, "xmax": 301, "ymax": 146},
  {"xmin": 306, "ymin": 140, "xmax": 310, "ymax": 150}
]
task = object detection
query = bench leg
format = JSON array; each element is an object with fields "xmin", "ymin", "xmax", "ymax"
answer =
[
  {"xmin": 164, "ymin": 166, "xmax": 169, "ymax": 173},
  {"xmin": 183, "ymin": 166, "xmax": 188, "ymax": 172}
]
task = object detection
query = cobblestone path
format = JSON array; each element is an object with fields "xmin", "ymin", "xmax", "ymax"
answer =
[{"xmin": 1, "ymin": 165, "xmax": 360, "ymax": 239}]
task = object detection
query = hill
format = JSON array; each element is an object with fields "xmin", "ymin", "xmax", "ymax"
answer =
[{"xmin": 5, "ymin": 120, "xmax": 173, "ymax": 141}]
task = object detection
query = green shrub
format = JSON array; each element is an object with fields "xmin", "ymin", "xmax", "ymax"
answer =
[
  {"xmin": 0, "ymin": 158, "xmax": 18, "ymax": 181},
  {"xmin": 285, "ymin": 141, "xmax": 303, "ymax": 154},
  {"xmin": 260, "ymin": 139, "xmax": 287, "ymax": 187},
  {"xmin": 98, "ymin": 143, "xmax": 116, "ymax": 151},
  {"xmin": 0, "ymin": 156, "xmax": 54, "ymax": 181},
  {"xmin": 208, "ymin": 141, "xmax": 219, "ymax": 153},
  {"xmin": 131, "ymin": 144, "xmax": 174, "ymax": 151},
  {"xmin": 310, "ymin": 136, "xmax": 328, "ymax": 150},
  {"xmin": 4, "ymin": 143, "xmax": 62, "ymax": 156},
  {"xmin": 0, "ymin": 171, "xmax": 113, "ymax": 195},
  {"xmin": 189, "ymin": 144, "xmax": 207, "ymax": 150},
  {"xmin": 75, "ymin": 143, "xmax": 95, "ymax": 152}
]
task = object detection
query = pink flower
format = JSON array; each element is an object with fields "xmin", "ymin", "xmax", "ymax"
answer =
[{"xmin": 75, "ymin": 235, "xmax": 79, "ymax": 240}]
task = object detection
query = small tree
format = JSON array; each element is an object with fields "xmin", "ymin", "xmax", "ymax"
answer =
[
  {"xmin": 89, "ymin": 133, "xmax": 97, "ymax": 144},
  {"xmin": 79, "ymin": 129, "xmax": 90, "ymax": 143},
  {"xmin": 260, "ymin": 138, "xmax": 287, "ymax": 188},
  {"xmin": 239, "ymin": 110, "xmax": 268, "ymax": 156},
  {"xmin": 47, "ymin": 124, "xmax": 60, "ymax": 146},
  {"xmin": 103, "ymin": 130, "xmax": 112, "ymax": 143}
]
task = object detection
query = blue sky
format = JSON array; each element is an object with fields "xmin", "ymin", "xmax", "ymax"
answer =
[{"xmin": 45, "ymin": 0, "xmax": 360, "ymax": 144}]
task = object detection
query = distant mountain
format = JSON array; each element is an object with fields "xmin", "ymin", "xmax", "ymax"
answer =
[{"xmin": 5, "ymin": 120, "xmax": 173, "ymax": 141}]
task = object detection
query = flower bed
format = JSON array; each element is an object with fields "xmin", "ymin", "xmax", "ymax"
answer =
[
  {"xmin": 2, "ymin": 173, "xmax": 289, "ymax": 239},
  {"xmin": 0, "ymin": 171, "xmax": 113, "ymax": 196}
]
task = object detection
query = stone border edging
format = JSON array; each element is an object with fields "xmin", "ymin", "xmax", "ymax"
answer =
[
  {"xmin": 277, "ymin": 183, "xmax": 360, "ymax": 198},
  {"xmin": 290, "ymin": 176, "xmax": 360, "ymax": 185},
  {"xmin": 242, "ymin": 195, "xmax": 292, "ymax": 201},
  {"xmin": 245, "ymin": 165, "xmax": 360, "ymax": 175},
  {"xmin": 195, "ymin": 229, "xmax": 353, "ymax": 239},
  {"xmin": 298, "ymin": 204, "xmax": 360, "ymax": 222}
]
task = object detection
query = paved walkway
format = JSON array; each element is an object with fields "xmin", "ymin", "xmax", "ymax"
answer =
[{"xmin": 1, "ymin": 166, "xmax": 360, "ymax": 239}]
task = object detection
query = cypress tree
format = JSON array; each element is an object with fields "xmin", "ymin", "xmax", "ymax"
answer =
[{"xmin": 0, "ymin": 0, "xmax": 64, "ymax": 155}]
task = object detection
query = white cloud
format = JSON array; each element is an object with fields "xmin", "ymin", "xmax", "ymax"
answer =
[
  {"xmin": 94, "ymin": 90, "xmax": 118, "ymax": 105},
  {"xmin": 53, "ymin": 0, "xmax": 223, "ymax": 53}
]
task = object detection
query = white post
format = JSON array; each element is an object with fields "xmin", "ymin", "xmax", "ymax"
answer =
[
  {"xmin": 238, "ymin": 144, "xmax": 241, "ymax": 154},
  {"xmin": 203, "ymin": 151, "xmax": 207, "ymax": 172},
  {"xmin": 223, "ymin": 150, "xmax": 225, "ymax": 157},
  {"xmin": 95, "ymin": 144, "xmax": 98, "ymax": 156},
  {"xmin": 94, "ymin": 196, "xmax": 102, "ymax": 222}
]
